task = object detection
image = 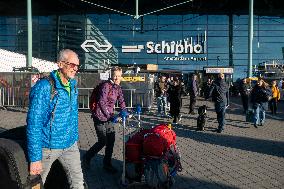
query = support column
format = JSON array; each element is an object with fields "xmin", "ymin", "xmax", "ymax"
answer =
[
  {"xmin": 27, "ymin": 0, "xmax": 32, "ymax": 67},
  {"xmin": 135, "ymin": 0, "xmax": 139, "ymax": 19},
  {"xmin": 248, "ymin": 0, "xmax": 254, "ymax": 77},
  {"xmin": 229, "ymin": 14, "xmax": 233, "ymax": 67}
]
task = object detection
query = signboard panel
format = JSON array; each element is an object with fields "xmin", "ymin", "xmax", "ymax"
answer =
[
  {"xmin": 122, "ymin": 76, "xmax": 146, "ymax": 82},
  {"xmin": 205, "ymin": 67, "xmax": 234, "ymax": 74}
]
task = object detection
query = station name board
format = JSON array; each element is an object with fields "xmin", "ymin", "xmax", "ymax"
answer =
[
  {"xmin": 205, "ymin": 67, "xmax": 234, "ymax": 74},
  {"xmin": 121, "ymin": 31, "xmax": 207, "ymax": 61}
]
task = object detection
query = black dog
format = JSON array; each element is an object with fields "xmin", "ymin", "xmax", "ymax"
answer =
[{"xmin": 197, "ymin": 105, "xmax": 207, "ymax": 131}]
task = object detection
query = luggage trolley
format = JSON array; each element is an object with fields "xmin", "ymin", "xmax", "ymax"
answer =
[
  {"xmin": 120, "ymin": 104, "xmax": 143, "ymax": 187},
  {"xmin": 119, "ymin": 105, "xmax": 182, "ymax": 188}
]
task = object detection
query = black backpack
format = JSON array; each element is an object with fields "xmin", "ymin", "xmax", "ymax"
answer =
[{"xmin": 144, "ymin": 158, "xmax": 170, "ymax": 188}]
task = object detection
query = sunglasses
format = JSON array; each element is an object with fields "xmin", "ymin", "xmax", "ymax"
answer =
[{"xmin": 61, "ymin": 61, "xmax": 79, "ymax": 69}]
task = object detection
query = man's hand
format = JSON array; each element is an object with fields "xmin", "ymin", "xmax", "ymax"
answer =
[
  {"xmin": 30, "ymin": 161, "xmax": 42, "ymax": 175},
  {"xmin": 117, "ymin": 117, "xmax": 122, "ymax": 122}
]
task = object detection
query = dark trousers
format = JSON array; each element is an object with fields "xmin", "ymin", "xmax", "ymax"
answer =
[
  {"xmin": 85, "ymin": 118, "xmax": 115, "ymax": 166},
  {"xmin": 241, "ymin": 94, "xmax": 249, "ymax": 112},
  {"xmin": 189, "ymin": 95, "xmax": 196, "ymax": 113},
  {"xmin": 270, "ymin": 98, "xmax": 278, "ymax": 115},
  {"xmin": 215, "ymin": 102, "xmax": 226, "ymax": 130}
]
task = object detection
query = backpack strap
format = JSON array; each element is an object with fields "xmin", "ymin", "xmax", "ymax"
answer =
[
  {"xmin": 44, "ymin": 76, "xmax": 57, "ymax": 102},
  {"xmin": 41, "ymin": 76, "xmax": 59, "ymax": 148}
]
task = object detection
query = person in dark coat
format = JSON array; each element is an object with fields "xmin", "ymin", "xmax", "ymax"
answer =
[
  {"xmin": 239, "ymin": 78, "xmax": 251, "ymax": 113},
  {"xmin": 203, "ymin": 78, "xmax": 212, "ymax": 99},
  {"xmin": 208, "ymin": 73, "xmax": 229, "ymax": 133},
  {"xmin": 250, "ymin": 79, "xmax": 272, "ymax": 128},
  {"xmin": 168, "ymin": 78, "xmax": 184, "ymax": 123},
  {"xmin": 188, "ymin": 74, "xmax": 199, "ymax": 114}
]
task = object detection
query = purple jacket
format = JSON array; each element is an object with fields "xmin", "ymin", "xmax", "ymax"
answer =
[{"xmin": 93, "ymin": 80, "xmax": 126, "ymax": 121}]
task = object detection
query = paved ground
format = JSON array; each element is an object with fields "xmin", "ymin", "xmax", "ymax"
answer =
[{"xmin": 0, "ymin": 96, "xmax": 284, "ymax": 189}]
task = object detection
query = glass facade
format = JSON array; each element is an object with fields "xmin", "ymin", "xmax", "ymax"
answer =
[{"xmin": 0, "ymin": 14, "xmax": 284, "ymax": 80}]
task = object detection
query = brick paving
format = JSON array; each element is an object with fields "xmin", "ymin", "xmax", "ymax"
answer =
[{"xmin": 0, "ymin": 97, "xmax": 284, "ymax": 189}]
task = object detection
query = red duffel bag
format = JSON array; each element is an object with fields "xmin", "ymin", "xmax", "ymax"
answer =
[
  {"xmin": 126, "ymin": 129, "xmax": 150, "ymax": 162},
  {"xmin": 143, "ymin": 124, "xmax": 176, "ymax": 157},
  {"xmin": 151, "ymin": 124, "xmax": 176, "ymax": 149}
]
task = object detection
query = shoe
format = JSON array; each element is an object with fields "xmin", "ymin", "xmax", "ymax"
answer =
[
  {"xmin": 82, "ymin": 156, "xmax": 91, "ymax": 170},
  {"xmin": 253, "ymin": 124, "xmax": 258, "ymax": 128},
  {"xmin": 259, "ymin": 123, "xmax": 263, "ymax": 126},
  {"xmin": 103, "ymin": 164, "xmax": 118, "ymax": 174},
  {"xmin": 214, "ymin": 128, "xmax": 222, "ymax": 133}
]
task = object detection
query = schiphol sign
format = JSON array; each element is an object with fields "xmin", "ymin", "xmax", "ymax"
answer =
[
  {"xmin": 146, "ymin": 39, "xmax": 205, "ymax": 56},
  {"xmin": 122, "ymin": 31, "xmax": 207, "ymax": 61}
]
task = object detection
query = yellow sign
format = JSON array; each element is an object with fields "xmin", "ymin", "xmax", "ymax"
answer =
[
  {"xmin": 147, "ymin": 64, "xmax": 158, "ymax": 71},
  {"xmin": 122, "ymin": 76, "xmax": 146, "ymax": 82}
]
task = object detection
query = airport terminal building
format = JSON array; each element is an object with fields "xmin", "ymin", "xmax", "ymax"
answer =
[{"xmin": 0, "ymin": 0, "xmax": 284, "ymax": 80}]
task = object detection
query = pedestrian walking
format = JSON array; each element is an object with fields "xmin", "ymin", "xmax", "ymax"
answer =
[
  {"xmin": 188, "ymin": 74, "xmax": 198, "ymax": 115},
  {"xmin": 154, "ymin": 75, "xmax": 168, "ymax": 116},
  {"xmin": 250, "ymin": 79, "xmax": 272, "ymax": 128},
  {"xmin": 83, "ymin": 66, "xmax": 127, "ymax": 173},
  {"xmin": 208, "ymin": 73, "xmax": 229, "ymax": 133},
  {"xmin": 168, "ymin": 78, "xmax": 183, "ymax": 124},
  {"xmin": 270, "ymin": 80, "xmax": 281, "ymax": 115},
  {"xmin": 239, "ymin": 78, "xmax": 251, "ymax": 113},
  {"xmin": 26, "ymin": 49, "xmax": 85, "ymax": 188}
]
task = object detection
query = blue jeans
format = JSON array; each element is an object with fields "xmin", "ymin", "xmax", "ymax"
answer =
[
  {"xmin": 157, "ymin": 96, "xmax": 167, "ymax": 114},
  {"xmin": 215, "ymin": 102, "xmax": 226, "ymax": 130},
  {"xmin": 253, "ymin": 104, "xmax": 265, "ymax": 125}
]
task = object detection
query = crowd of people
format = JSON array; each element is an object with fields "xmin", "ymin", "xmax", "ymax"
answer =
[
  {"xmin": 154, "ymin": 73, "xmax": 282, "ymax": 131},
  {"xmin": 154, "ymin": 73, "xmax": 229, "ymax": 133},
  {"xmin": 239, "ymin": 77, "xmax": 281, "ymax": 128}
]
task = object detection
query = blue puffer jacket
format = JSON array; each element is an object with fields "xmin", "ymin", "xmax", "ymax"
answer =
[{"xmin": 26, "ymin": 71, "xmax": 78, "ymax": 162}]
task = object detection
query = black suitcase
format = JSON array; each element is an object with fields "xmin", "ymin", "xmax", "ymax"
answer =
[{"xmin": 246, "ymin": 110, "xmax": 254, "ymax": 123}]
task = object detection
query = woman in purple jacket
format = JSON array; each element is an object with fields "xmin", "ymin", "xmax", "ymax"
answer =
[{"xmin": 83, "ymin": 66, "xmax": 126, "ymax": 173}]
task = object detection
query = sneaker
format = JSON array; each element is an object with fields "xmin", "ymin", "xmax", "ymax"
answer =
[
  {"xmin": 103, "ymin": 164, "xmax": 118, "ymax": 174},
  {"xmin": 253, "ymin": 124, "xmax": 258, "ymax": 128},
  {"xmin": 215, "ymin": 128, "xmax": 222, "ymax": 133}
]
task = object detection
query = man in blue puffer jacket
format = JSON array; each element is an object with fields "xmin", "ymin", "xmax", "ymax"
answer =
[{"xmin": 26, "ymin": 49, "xmax": 85, "ymax": 188}]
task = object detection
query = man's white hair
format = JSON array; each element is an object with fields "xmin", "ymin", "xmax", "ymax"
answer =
[{"xmin": 57, "ymin": 49, "xmax": 78, "ymax": 62}]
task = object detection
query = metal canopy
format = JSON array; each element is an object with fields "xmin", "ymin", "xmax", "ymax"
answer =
[{"xmin": 0, "ymin": 0, "xmax": 284, "ymax": 16}]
